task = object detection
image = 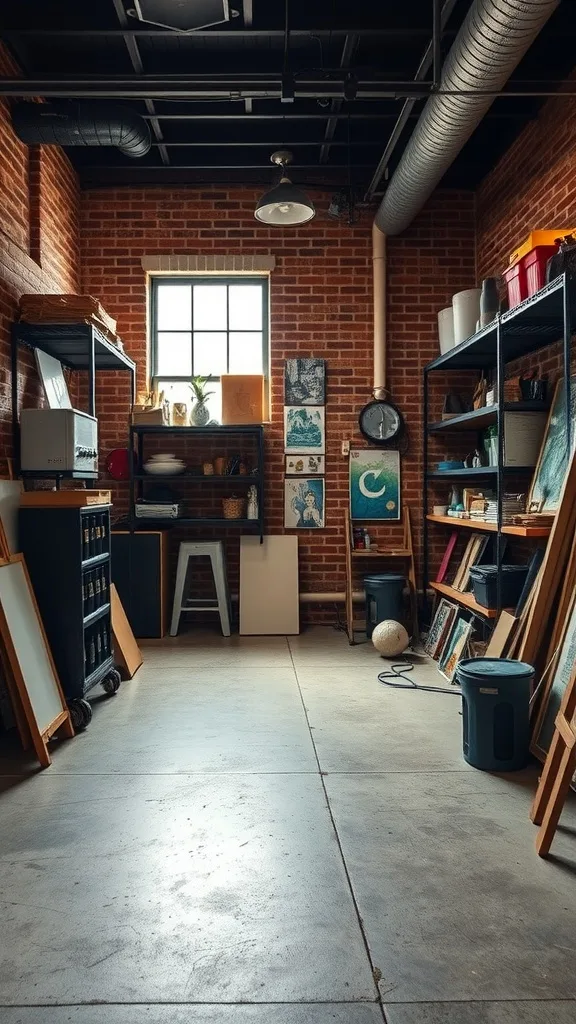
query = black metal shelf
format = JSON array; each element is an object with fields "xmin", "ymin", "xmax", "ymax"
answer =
[
  {"xmin": 83, "ymin": 603, "xmax": 111, "ymax": 629},
  {"xmin": 130, "ymin": 424, "xmax": 264, "ymax": 436},
  {"xmin": 427, "ymin": 401, "xmax": 549, "ymax": 434},
  {"xmin": 135, "ymin": 473, "xmax": 261, "ymax": 482},
  {"xmin": 20, "ymin": 470, "xmax": 99, "ymax": 480},
  {"xmin": 132, "ymin": 517, "xmax": 261, "ymax": 527},
  {"xmin": 81, "ymin": 551, "xmax": 110, "ymax": 569},
  {"xmin": 425, "ymin": 274, "xmax": 575, "ymax": 371},
  {"xmin": 427, "ymin": 466, "xmax": 533, "ymax": 479},
  {"xmin": 13, "ymin": 322, "xmax": 136, "ymax": 373}
]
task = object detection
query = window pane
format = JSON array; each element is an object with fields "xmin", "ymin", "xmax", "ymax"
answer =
[
  {"xmin": 157, "ymin": 380, "xmax": 222, "ymax": 425},
  {"xmin": 156, "ymin": 332, "xmax": 192, "ymax": 376},
  {"xmin": 229, "ymin": 284, "xmax": 263, "ymax": 330},
  {"xmin": 228, "ymin": 333, "xmax": 264, "ymax": 374},
  {"xmin": 193, "ymin": 332, "xmax": 227, "ymax": 376},
  {"xmin": 193, "ymin": 285, "xmax": 227, "ymax": 330},
  {"xmin": 156, "ymin": 284, "xmax": 191, "ymax": 330}
]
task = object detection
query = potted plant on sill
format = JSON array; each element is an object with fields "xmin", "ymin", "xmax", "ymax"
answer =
[{"xmin": 189, "ymin": 374, "xmax": 214, "ymax": 426}]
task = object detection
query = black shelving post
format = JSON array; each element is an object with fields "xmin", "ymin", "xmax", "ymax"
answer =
[
  {"xmin": 496, "ymin": 317, "xmax": 504, "ymax": 615},
  {"xmin": 422, "ymin": 365, "xmax": 430, "ymax": 618}
]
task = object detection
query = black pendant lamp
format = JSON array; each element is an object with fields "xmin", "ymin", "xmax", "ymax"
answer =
[{"xmin": 254, "ymin": 150, "xmax": 315, "ymax": 227}]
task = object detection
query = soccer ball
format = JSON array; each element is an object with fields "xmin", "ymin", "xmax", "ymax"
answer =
[{"xmin": 372, "ymin": 619, "xmax": 409, "ymax": 657}]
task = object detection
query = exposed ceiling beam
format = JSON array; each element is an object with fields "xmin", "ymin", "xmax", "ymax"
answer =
[
  {"xmin": 1, "ymin": 28, "xmax": 456, "ymax": 38},
  {"xmin": 148, "ymin": 139, "xmax": 397, "ymax": 147},
  {"xmin": 364, "ymin": 0, "xmax": 458, "ymax": 198},
  {"xmin": 111, "ymin": 0, "xmax": 169, "ymax": 165},
  {"xmin": 141, "ymin": 111, "xmax": 522, "ymax": 120},
  {"xmin": 319, "ymin": 33, "xmax": 359, "ymax": 164}
]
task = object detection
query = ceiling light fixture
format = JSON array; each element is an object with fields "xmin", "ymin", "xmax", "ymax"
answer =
[{"xmin": 254, "ymin": 151, "xmax": 315, "ymax": 227}]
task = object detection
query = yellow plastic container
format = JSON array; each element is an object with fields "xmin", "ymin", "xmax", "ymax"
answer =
[{"xmin": 508, "ymin": 229, "xmax": 576, "ymax": 266}]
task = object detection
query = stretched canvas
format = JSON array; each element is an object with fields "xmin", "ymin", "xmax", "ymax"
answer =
[
  {"xmin": 284, "ymin": 406, "xmax": 325, "ymax": 454},
  {"xmin": 285, "ymin": 358, "xmax": 326, "ymax": 406},
  {"xmin": 285, "ymin": 454, "xmax": 325, "ymax": 475},
  {"xmin": 439, "ymin": 616, "xmax": 473, "ymax": 681},
  {"xmin": 284, "ymin": 477, "xmax": 325, "ymax": 529},
  {"xmin": 349, "ymin": 449, "xmax": 400, "ymax": 520},
  {"xmin": 425, "ymin": 599, "xmax": 457, "ymax": 659}
]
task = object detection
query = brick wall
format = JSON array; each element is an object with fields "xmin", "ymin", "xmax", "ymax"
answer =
[
  {"xmin": 0, "ymin": 44, "xmax": 80, "ymax": 449},
  {"xmin": 81, "ymin": 186, "xmax": 476, "ymax": 617}
]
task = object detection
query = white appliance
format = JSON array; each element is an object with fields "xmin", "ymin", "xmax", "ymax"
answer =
[{"xmin": 20, "ymin": 409, "xmax": 98, "ymax": 474}]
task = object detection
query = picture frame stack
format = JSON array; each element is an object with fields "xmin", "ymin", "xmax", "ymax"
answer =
[
  {"xmin": 284, "ymin": 359, "xmax": 326, "ymax": 529},
  {"xmin": 425, "ymin": 599, "xmax": 475, "ymax": 682}
]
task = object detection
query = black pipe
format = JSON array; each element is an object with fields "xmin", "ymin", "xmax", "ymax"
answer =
[{"xmin": 12, "ymin": 101, "xmax": 151, "ymax": 158}]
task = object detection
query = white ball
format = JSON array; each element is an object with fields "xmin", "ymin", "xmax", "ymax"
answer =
[{"xmin": 372, "ymin": 619, "xmax": 409, "ymax": 657}]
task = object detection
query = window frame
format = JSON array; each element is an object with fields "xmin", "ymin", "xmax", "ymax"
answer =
[{"xmin": 149, "ymin": 275, "xmax": 270, "ymax": 392}]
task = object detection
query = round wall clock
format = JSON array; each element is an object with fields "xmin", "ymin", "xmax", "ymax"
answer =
[{"xmin": 358, "ymin": 399, "xmax": 404, "ymax": 445}]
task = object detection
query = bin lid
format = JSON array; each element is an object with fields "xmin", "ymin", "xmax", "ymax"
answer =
[
  {"xmin": 469, "ymin": 564, "xmax": 528, "ymax": 578},
  {"xmin": 457, "ymin": 657, "xmax": 534, "ymax": 680},
  {"xmin": 364, "ymin": 573, "xmax": 405, "ymax": 584}
]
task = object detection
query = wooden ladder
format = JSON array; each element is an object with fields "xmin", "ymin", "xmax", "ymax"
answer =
[
  {"xmin": 530, "ymin": 659, "xmax": 576, "ymax": 857},
  {"xmin": 344, "ymin": 507, "xmax": 418, "ymax": 645}
]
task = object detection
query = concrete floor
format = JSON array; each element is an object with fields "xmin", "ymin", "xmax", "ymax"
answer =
[{"xmin": 1, "ymin": 627, "xmax": 576, "ymax": 1024}]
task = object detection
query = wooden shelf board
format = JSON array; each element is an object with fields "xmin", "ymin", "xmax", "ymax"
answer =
[
  {"xmin": 429, "ymin": 581, "xmax": 513, "ymax": 619},
  {"xmin": 426, "ymin": 514, "xmax": 551, "ymax": 538},
  {"xmin": 351, "ymin": 549, "xmax": 411, "ymax": 558}
]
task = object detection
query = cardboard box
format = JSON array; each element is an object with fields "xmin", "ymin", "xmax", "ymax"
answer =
[{"xmin": 221, "ymin": 375, "xmax": 265, "ymax": 425}]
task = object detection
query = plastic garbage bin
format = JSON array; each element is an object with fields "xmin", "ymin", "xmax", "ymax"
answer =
[
  {"xmin": 364, "ymin": 573, "xmax": 405, "ymax": 638},
  {"xmin": 456, "ymin": 658, "xmax": 534, "ymax": 771}
]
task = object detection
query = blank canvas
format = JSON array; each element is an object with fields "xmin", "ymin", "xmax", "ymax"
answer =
[
  {"xmin": 0, "ymin": 480, "xmax": 24, "ymax": 555},
  {"xmin": 240, "ymin": 536, "xmax": 299, "ymax": 635}
]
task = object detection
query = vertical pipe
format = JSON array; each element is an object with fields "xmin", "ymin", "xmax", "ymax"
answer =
[
  {"xmin": 432, "ymin": 0, "xmax": 442, "ymax": 88},
  {"xmin": 372, "ymin": 223, "xmax": 387, "ymax": 399},
  {"xmin": 496, "ymin": 319, "xmax": 504, "ymax": 614},
  {"xmin": 87, "ymin": 326, "xmax": 96, "ymax": 417}
]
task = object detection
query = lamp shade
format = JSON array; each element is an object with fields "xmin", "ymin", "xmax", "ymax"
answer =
[{"xmin": 254, "ymin": 176, "xmax": 315, "ymax": 226}]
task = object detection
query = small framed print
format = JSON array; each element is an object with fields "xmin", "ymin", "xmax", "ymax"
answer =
[
  {"xmin": 284, "ymin": 406, "xmax": 325, "ymax": 455},
  {"xmin": 285, "ymin": 454, "xmax": 325, "ymax": 475},
  {"xmin": 284, "ymin": 477, "xmax": 325, "ymax": 529}
]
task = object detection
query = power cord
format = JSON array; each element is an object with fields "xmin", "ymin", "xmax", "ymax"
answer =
[{"xmin": 378, "ymin": 656, "xmax": 462, "ymax": 695}]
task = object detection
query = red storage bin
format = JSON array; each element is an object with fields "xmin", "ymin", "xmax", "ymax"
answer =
[
  {"xmin": 524, "ymin": 245, "xmax": 557, "ymax": 297},
  {"xmin": 503, "ymin": 261, "xmax": 527, "ymax": 309}
]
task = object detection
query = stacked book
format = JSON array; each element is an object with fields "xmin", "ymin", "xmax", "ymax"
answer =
[
  {"xmin": 469, "ymin": 492, "xmax": 526, "ymax": 524},
  {"xmin": 135, "ymin": 502, "xmax": 184, "ymax": 520}
]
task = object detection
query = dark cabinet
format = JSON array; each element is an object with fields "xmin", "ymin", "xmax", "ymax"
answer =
[{"xmin": 111, "ymin": 530, "xmax": 169, "ymax": 638}]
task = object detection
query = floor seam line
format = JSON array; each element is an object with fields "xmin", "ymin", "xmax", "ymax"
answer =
[{"xmin": 289, "ymin": 645, "xmax": 388, "ymax": 1024}]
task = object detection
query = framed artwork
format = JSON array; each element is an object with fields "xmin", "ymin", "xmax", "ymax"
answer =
[
  {"xmin": 439, "ymin": 616, "xmax": 473, "ymax": 681},
  {"xmin": 285, "ymin": 454, "xmax": 325, "ymax": 475},
  {"xmin": 349, "ymin": 448, "xmax": 400, "ymax": 521},
  {"xmin": 425, "ymin": 599, "xmax": 458, "ymax": 659},
  {"xmin": 285, "ymin": 358, "xmax": 326, "ymax": 406},
  {"xmin": 284, "ymin": 477, "xmax": 325, "ymax": 529},
  {"xmin": 284, "ymin": 406, "xmax": 325, "ymax": 454},
  {"xmin": 527, "ymin": 375, "xmax": 576, "ymax": 513}
]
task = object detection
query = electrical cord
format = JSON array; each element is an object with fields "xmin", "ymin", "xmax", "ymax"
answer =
[{"xmin": 378, "ymin": 656, "xmax": 462, "ymax": 695}]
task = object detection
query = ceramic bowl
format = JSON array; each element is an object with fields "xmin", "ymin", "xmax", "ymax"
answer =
[
  {"xmin": 149, "ymin": 453, "xmax": 177, "ymax": 461},
  {"xmin": 144, "ymin": 461, "xmax": 186, "ymax": 476}
]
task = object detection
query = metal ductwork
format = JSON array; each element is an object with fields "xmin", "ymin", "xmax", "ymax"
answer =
[
  {"xmin": 11, "ymin": 102, "xmax": 151, "ymax": 158},
  {"xmin": 375, "ymin": 0, "xmax": 559, "ymax": 235}
]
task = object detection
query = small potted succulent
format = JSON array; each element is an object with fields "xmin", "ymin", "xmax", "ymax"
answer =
[{"xmin": 189, "ymin": 374, "xmax": 214, "ymax": 426}]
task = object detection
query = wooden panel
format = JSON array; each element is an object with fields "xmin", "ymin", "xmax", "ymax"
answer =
[
  {"xmin": 111, "ymin": 584, "xmax": 143, "ymax": 680},
  {"xmin": 426, "ymin": 515, "xmax": 551, "ymax": 538},
  {"xmin": 111, "ymin": 531, "xmax": 169, "ymax": 638},
  {"xmin": 240, "ymin": 536, "xmax": 299, "ymax": 635},
  {"xmin": 429, "ymin": 581, "xmax": 513, "ymax": 619},
  {"xmin": 221, "ymin": 374, "xmax": 265, "ymax": 424}
]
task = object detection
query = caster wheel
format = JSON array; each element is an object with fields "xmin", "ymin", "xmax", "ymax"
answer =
[
  {"xmin": 69, "ymin": 698, "xmax": 93, "ymax": 731},
  {"xmin": 102, "ymin": 669, "xmax": 121, "ymax": 696}
]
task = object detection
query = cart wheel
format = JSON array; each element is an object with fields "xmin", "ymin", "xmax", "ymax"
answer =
[
  {"xmin": 69, "ymin": 698, "xmax": 93, "ymax": 731},
  {"xmin": 102, "ymin": 670, "xmax": 121, "ymax": 696}
]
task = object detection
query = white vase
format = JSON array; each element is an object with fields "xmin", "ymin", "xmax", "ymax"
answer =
[{"xmin": 190, "ymin": 401, "xmax": 210, "ymax": 426}]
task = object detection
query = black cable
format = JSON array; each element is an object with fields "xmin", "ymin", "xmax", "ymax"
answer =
[{"xmin": 378, "ymin": 657, "xmax": 462, "ymax": 694}]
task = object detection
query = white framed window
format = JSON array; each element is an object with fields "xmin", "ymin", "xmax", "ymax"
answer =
[{"xmin": 150, "ymin": 276, "xmax": 269, "ymax": 422}]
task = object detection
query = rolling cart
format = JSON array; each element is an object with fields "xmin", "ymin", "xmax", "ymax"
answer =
[{"xmin": 19, "ymin": 504, "xmax": 121, "ymax": 730}]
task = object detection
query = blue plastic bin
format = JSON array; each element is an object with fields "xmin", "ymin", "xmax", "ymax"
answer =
[
  {"xmin": 364, "ymin": 573, "xmax": 405, "ymax": 638},
  {"xmin": 456, "ymin": 658, "xmax": 534, "ymax": 771}
]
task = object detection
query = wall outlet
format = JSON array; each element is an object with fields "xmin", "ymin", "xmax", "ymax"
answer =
[{"xmin": 341, "ymin": 440, "xmax": 350, "ymax": 456}]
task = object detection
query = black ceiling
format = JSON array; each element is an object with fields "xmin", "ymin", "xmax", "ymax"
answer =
[{"xmin": 1, "ymin": 0, "xmax": 575, "ymax": 195}]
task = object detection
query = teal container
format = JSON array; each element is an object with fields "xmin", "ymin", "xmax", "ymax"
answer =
[
  {"xmin": 364, "ymin": 573, "xmax": 405, "ymax": 638},
  {"xmin": 456, "ymin": 658, "xmax": 534, "ymax": 771}
]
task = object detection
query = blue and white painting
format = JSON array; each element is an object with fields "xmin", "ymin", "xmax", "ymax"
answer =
[
  {"xmin": 285, "ymin": 477, "xmax": 325, "ymax": 529},
  {"xmin": 285, "ymin": 358, "xmax": 326, "ymax": 406},
  {"xmin": 349, "ymin": 448, "xmax": 400, "ymax": 520},
  {"xmin": 284, "ymin": 406, "xmax": 325, "ymax": 454}
]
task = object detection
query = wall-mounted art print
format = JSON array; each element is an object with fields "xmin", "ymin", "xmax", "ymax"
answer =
[
  {"xmin": 285, "ymin": 454, "xmax": 325, "ymax": 476},
  {"xmin": 284, "ymin": 477, "xmax": 325, "ymax": 529},
  {"xmin": 285, "ymin": 358, "xmax": 326, "ymax": 406},
  {"xmin": 284, "ymin": 406, "xmax": 325, "ymax": 454},
  {"xmin": 349, "ymin": 449, "xmax": 400, "ymax": 521},
  {"xmin": 439, "ymin": 616, "xmax": 473, "ymax": 681}
]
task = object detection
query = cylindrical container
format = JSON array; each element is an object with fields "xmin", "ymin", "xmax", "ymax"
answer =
[
  {"xmin": 480, "ymin": 277, "xmax": 499, "ymax": 328},
  {"xmin": 364, "ymin": 573, "xmax": 405, "ymax": 639},
  {"xmin": 214, "ymin": 456, "xmax": 226, "ymax": 475},
  {"xmin": 202, "ymin": 461, "xmax": 214, "ymax": 476},
  {"xmin": 222, "ymin": 496, "xmax": 246, "ymax": 520},
  {"xmin": 437, "ymin": 306, "xmax": 455, "ymax": 354},
  {"xmin": 456, "ymin": 658, "xmax": 534, "ymax": 771},
  {"xmin": 452, "ymin": 288, "xmax": 481, "ymax": 344}
]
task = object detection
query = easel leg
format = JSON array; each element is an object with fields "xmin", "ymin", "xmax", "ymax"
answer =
[
  {"xmin": 531, "ymin": 730, "xmax": 563, "ymax": 825},
  {"xmin": 536, "ymin": 745, "xmax": 576, "ymax": 857}
]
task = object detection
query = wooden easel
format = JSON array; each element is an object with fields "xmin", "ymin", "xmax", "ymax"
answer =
[
  {"xmin": 530, "ymin": 660, "xmax": 576, "ymax": 857},
  {"xmin": 344, "ymin": 507, "xmax": 418, "ymax": 645}
]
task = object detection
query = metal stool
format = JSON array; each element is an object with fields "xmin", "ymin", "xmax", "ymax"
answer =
[{"xmin": 170, "ymin": 541, "xmax": 231, "ymax": 637}]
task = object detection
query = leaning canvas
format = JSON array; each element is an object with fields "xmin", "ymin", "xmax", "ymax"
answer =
[
  {"xmin": 284, "ymin": 477, "xmax": 325, "ymax": 529},
  {"xmin": 284, "ymin": 406, "xmax": 325, "ymax": 454},
  {"xmin": 285, "ymin": 359, "xmax": 326, "ymax": 406},
  {"xmin": 349, "ymin": 449, "xmax": 400, "ymax": 520}
]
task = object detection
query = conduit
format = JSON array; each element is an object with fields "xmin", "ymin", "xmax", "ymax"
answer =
[{"xmin": 372, "ymin": 223, "xmax": 387, "ymax": 399}]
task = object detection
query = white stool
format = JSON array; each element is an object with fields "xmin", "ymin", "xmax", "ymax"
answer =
[{"xmin": 170, "ymin": 541, "xmax": 231, "ymax": 637}]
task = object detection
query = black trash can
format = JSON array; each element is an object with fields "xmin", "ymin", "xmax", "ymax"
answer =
[
  {"xmin": 364, "ymin": 573, "xmax": 405, "ymax": 638},
  {"xmin": 456, "ymin": 658, "xmax": 534, "ymax": 771}
]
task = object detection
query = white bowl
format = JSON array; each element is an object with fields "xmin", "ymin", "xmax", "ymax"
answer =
[
  {"xmin": 144, "ymin": 462, "xmax": 186, "ymax": 476},
  {"xmin": 149, "ymin": 453, "xmax": 177, "ymax": 461}
]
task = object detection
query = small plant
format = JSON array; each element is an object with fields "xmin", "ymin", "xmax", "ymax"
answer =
[{"xmin": 189, "ymin": 374, "xmax": 214, "ymax": 404}]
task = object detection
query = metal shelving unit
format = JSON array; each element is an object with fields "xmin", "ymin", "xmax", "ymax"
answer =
[
  {"xmin": 423, "ymin": 272, "xmax": 576, "ymax": 621},
  {"xmin": 128, "ymin": 424, "xmax": 265, "ymax": 541}
]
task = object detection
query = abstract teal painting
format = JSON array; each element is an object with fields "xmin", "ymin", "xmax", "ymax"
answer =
[
  {"xmin": 284, "ymin": 406, "xmax": 325, "ymax": 454},
  {"xmin": 349, "ymin": 449, "xmax": 400, "ymax": 520}
]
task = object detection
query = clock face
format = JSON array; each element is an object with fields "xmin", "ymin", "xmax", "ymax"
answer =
[{"xmin": 359, "ymin": 400, "xmax": 402, "ymax": 444}]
